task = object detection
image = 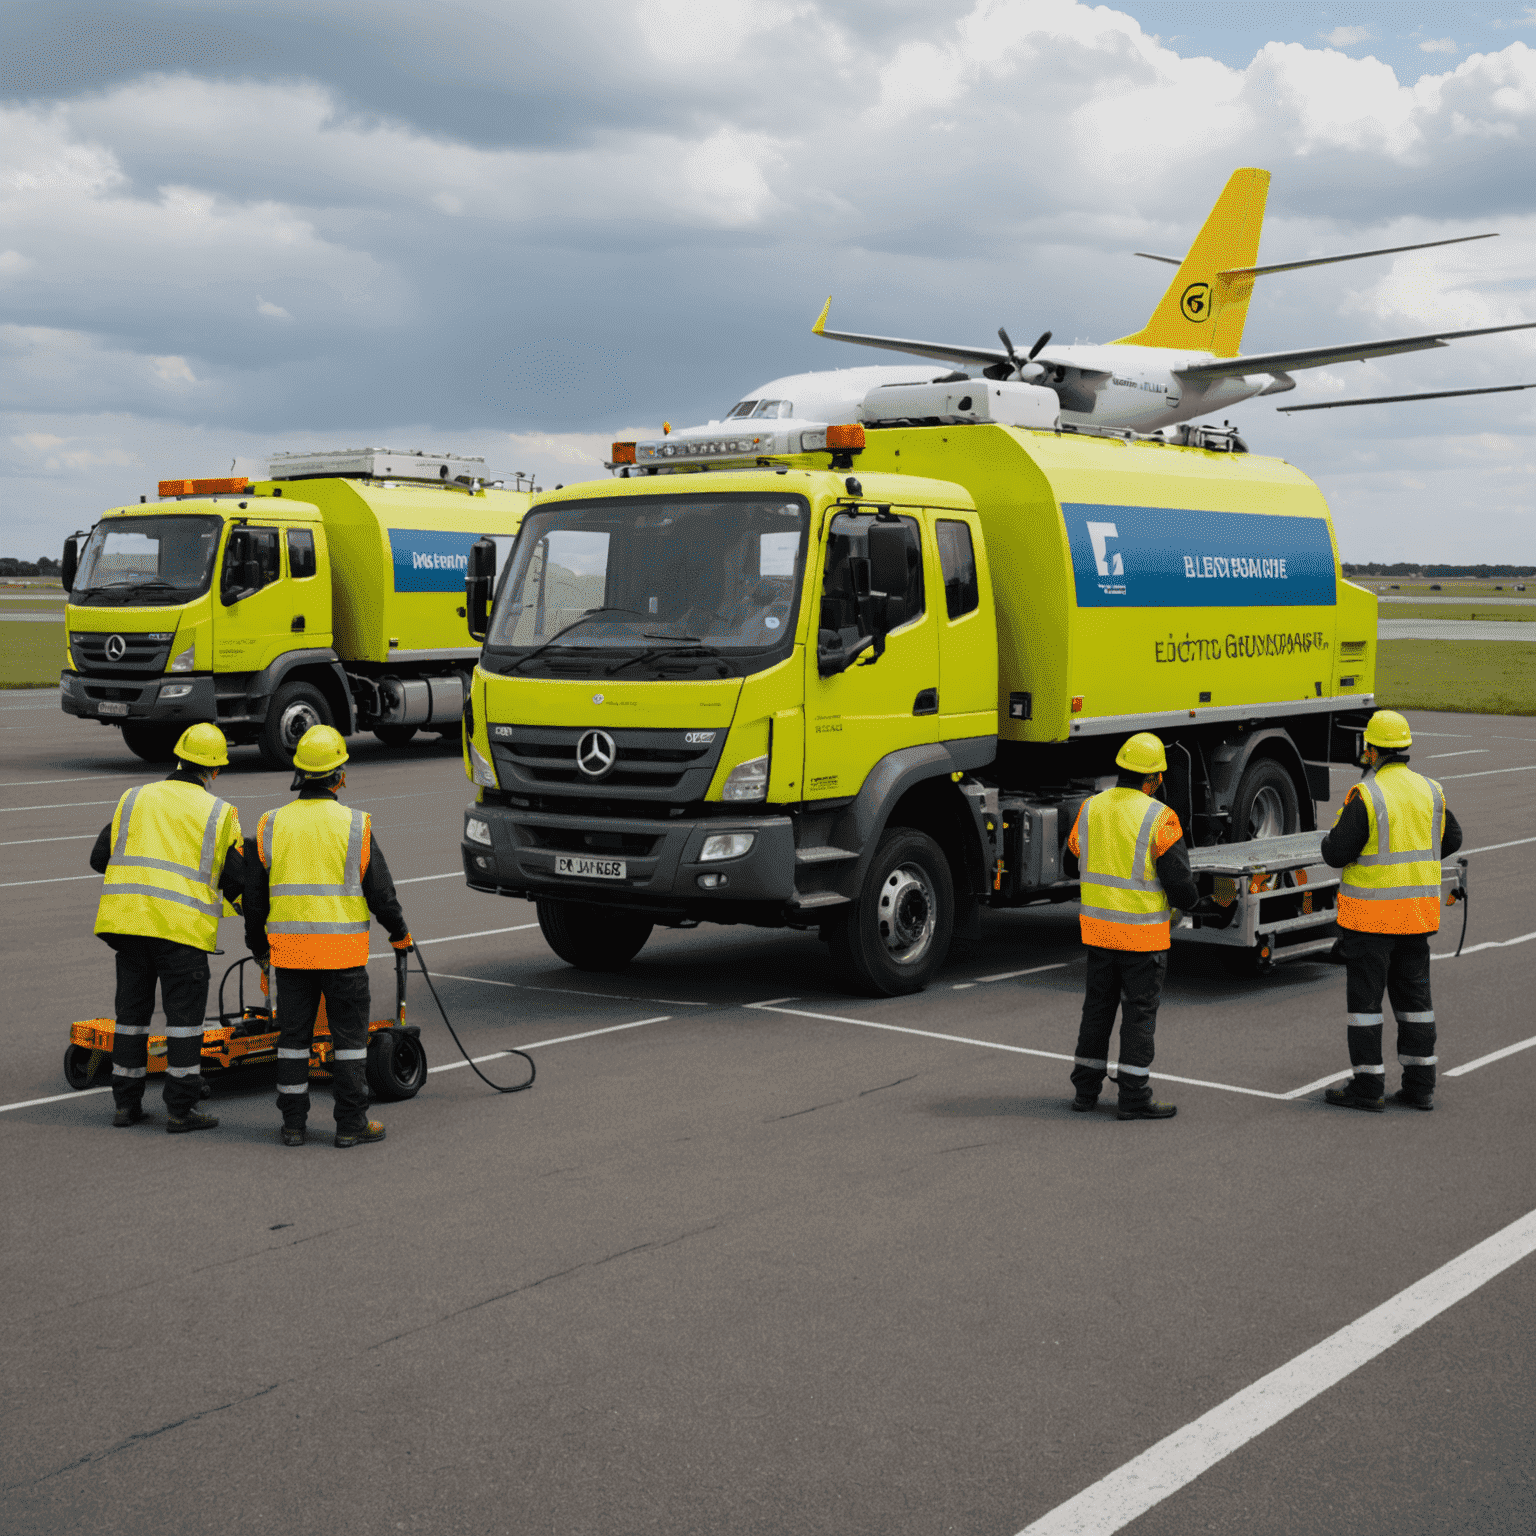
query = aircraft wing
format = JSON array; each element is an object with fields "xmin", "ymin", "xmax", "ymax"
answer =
[
  {"xmin": 812, "ymin": 299, "xmax": 1013, "ymax": 371},
  {"xmin": 1175, "ymin": 320, "xmax": 1536, "ymax": 381},
  {"xmin": 1276, "ymin": 382, "xmax": 1536, "ymax": 413},
  {"xmin": 1134, "ymin": 233, "xmax": 1496, "ymax": 277}
]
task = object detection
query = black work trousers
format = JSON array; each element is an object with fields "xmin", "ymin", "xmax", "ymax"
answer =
[
  {"xmin": 1071, "ymin": 946, "xmax": 1166, "ymax": 1105},
  {"xmin": 274, "ymin": 966, "xmax": 372, "ymax": 1134},
  {"xmin": 110, "ymin": 937, "xmax": 210, "ymax": 1117},
  {"xmin": 1339, "ymin": 930, "xmax": 1437, "ymax": 1095}
]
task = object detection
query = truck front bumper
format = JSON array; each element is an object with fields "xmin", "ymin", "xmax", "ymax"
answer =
[
  {"xmin": 61, "ymin": 670, "xmax": 216, "ymax": 725},
  {"xmin": 461, "ymin": 799, "xmax": 799, "ymax": 917}
]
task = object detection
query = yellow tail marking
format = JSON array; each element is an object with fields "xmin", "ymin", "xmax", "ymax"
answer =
[
  {"xmin": 812, "ymin": 296, "xmax": 832, "ymax": 335},
  {"xmin": 1113, "ymin": 167, "xmax": 1270, "ymax": 357}
]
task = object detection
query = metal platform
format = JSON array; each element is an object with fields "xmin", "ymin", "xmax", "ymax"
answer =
[{"xmin": 1187, "ymin": 831, "xmax": 1326, "ymax": 876}]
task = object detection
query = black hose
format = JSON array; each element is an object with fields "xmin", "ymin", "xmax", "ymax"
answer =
[
  {"xmin": 410, "ymin": 945, "xmax": 534, "ymax": 1093},
  {"xmin": 1456, "ymin": 890, "xmax": 1469, "ymax": 959}
]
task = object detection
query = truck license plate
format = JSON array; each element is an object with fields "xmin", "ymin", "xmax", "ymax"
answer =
[
  {"xmin": 555, "ymin": 856, "xmax": 626, "ymax": 880},
  {"xmin": 98, "ymin": 702, "xmax": 129, "ymax": 716}
]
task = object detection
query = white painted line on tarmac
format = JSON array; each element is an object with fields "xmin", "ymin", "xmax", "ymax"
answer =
[
  {"xmin": 0, "ymin": 834, "xmax": 97, "ymax": 847},
  {"xmin": 0, "ymin": 774, "xmax": 148, "ymax": 789},
  {"xmin": 1445, "ymin": 1035, "xmax": 1536, "ymax": 1078},
  {"xmin": 427, "ymin": 1016, "xmax": 669, "ymax": 1073},
  {"xmin": 394, "ymin": 872, "xmax": 462, "ymax": 884},
  {"xmin": 1013, "ymin": 1205, "xmax": 1536, "ymax": 1536},
  {"xmin": 1279, "ymin": 1071, "xmax": 1349, "ymax": 1101},
  {"xmin": 0, "ymin": 1086, "xmax": 113, "ymax": 1114},
  {"xmin": 1426, "ymin": 749, "xmax": 1489, "ymax": 760},
  {"xmin": 0, "ymin": 799, "xmax": 117, "ymax": 813},
  {"xmin": 367, "ymin": 924, "xmax": 538, "ymax": 958},
  {"xmin": 1432, "ymin": 928, "xmax": 1536, "ymax": 960},
  {"xmin": 0, "ymin": 873, "xmax": 99, "ymax": 889},
  {"xmin": 1454, "ymin": 835, "xmax": 1536, "ymax": 857},
  {"xmin": 975, "ymin": 961, "xmax": 1073, "ymax": 984},
  {"xmin": 1439, "ymin": 764, "xmax": 1536, "ymax": 781},
  {"xmin": 430, "ymin": 970, "xmax": 710, "ymax": 1006}
]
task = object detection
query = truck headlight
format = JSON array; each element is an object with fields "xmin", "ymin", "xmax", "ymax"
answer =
[
  {"xmin": 159, "ymin": 684, "xmax": 193, "ymax": 700},
  {"xmin": 468, "ymin": 738, "xmax": 498, "ymax": 788},
  {"xmin": 721, "ymin": 755, "xmax": 768, "ymax": 803},
  {"xmin": 465, "ymin": 817, "xmax": 493, "ymax": 846},
  {"xmin": 700, "ymin": 832, "xmax": 755, "ymax": 862},
  {"xmin": 169, "ymin": 642, "xmax": 196, "ymax": 673}
]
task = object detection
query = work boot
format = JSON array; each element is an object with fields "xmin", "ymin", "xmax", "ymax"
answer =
[
  {"xmin": 166, "ymin": 1110, "xmax": 219, "ymax": 1133},
  {"xmin": 334, "ymin": 1120, "xmax": 386, "ymax": 1149},
  {"xmin": 1117, "ymin": 1100, "xmax": 1177, "ymax": 1120},
  {"xmin": 281, "ymin": 1125, "xmax": 307, "ymax": 1147},
  {"xmin": 1070, "ymin": 1094, "xmax": 1099, "ymax": 1113},
  {"xmin": 112, "ymin": 1104, "xmax": 151, "ymax": 1128},
  {"xmin": 1324, "ymin": 1084, "xmax": 1385, "ymax": 1113},
  {"xmin": 1393, "ymin": 1087, "xmax": 1434, "ymax": 1112}
]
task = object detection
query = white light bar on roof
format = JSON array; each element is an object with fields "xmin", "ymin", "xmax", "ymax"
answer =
[
  {"xmin": 265, "ymin": 448, "xmax": 487, "ymax": 482},
  {"xmin": 633, "ymin": 430, "xmax": 781, "ymax": 464}
]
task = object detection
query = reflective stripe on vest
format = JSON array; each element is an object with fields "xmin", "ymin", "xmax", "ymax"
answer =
[
  {"xmin": 1077, "ymin": 789, "xmax": 1171, "ymax": 952},
  {"xmin": 95, "ymin": 780, "xmax": 236, "ymax": 950},
  {"xmin": 1338, "ymin": 765, "xmax": 1445, "ymax": 935},
  {"xmin": 260, "ymin": 799, "xmax": 371, "ymax": 968}
]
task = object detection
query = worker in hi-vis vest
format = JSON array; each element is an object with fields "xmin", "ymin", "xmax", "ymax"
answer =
[
  {"xmin": 1063, "ymin": 732, "xmax": 1199, "ymax": 1120},
  {"xmin": 1320, "ymin": 709, "xmax": 1462, "ymax": 1113},
  {"xmin": 244, "ymin": 725, "xmax": 411, "ymax": 1148},
  {"xmin": 90, "ymin": 722, "xmax": 245, "ymax": 1132}
]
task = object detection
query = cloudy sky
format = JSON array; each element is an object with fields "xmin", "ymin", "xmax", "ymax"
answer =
[{"xmin": 4, "ymin": 0, "xmax": 1535, "ymax": 563}]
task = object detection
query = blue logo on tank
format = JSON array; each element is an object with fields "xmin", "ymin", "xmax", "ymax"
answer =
[
  {"xmin": 1063, "ymin": 503, "xmax": 1336, "ymax": 608},
  {"xmin": 389, "ymin": 529, "xmax": 486, "ymax": 593}
]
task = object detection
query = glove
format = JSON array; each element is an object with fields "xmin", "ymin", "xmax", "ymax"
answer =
[
  {"xmin": 391, "ymin": 933, "xmax": 414, "ymax": 952},
  {"xmin": 256, "ymin": 955, "xmax": 271, "ymax": 996}
]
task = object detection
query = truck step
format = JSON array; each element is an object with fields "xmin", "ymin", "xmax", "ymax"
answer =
[
  {"xmin": 795, "ymin": 846, "xmax": 858, "ymax": 865},
  {"xmin": 790, "ymin": 891, "xmax": 851, "ymax": 909}
]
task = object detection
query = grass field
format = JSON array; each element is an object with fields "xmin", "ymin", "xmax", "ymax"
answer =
[
  {"xmin": 1376, "ymin": 638, "xmax": 1536, "ymax": 716},
  {"xmin": 0, "ymin": 621, "xmax": 66, "ymax": 688},
  {"xmin": 1380, "ymin": 603, "xmax": 1536, "ymax": 622},
  {"xmin": 1357, "ymin": 579, "xmax": 1533, "ymax": 598}
]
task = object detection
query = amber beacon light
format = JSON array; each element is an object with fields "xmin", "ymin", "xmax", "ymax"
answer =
[{"xmin": 159, "ymin": 476, "xmax": 251, "ymax": 497}]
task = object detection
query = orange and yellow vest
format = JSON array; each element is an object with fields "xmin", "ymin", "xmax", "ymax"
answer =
[
  {"xmin": 257, "ymin": 798, "xmax": 372, "ymax": 968},
  {"xmin": 1068, "ymin": 788, "xmax": 1182, "ymax": 952},
  {"xmin": 1337, "ymin": 764, "xmax": 1446, "ymax": 935},
  {"xmin": 95, "ymin": 778, "xmax": 241, "ymax": 951}
]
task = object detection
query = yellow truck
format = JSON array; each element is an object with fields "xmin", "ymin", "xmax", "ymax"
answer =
[
  {"xmin": 61, "ymin": 450, "xmax": 531, "ymax": 766},
  {"xmin": 456, "ymin": 409, "xmax": 1385, "ymax": 993}
]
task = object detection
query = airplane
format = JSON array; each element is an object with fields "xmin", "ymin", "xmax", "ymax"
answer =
[{"xmin": 807, "ymin": 166, "xmax": 1536, "ymax": 433}]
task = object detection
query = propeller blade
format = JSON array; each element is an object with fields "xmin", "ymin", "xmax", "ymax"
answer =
[
  {"xmin": 997, "ymin": 326, "xmax": 1019, "ymax": 364},
  {"xmin": 1029, "ymin": 330, "xmax": 1052, "ymax": 360}
]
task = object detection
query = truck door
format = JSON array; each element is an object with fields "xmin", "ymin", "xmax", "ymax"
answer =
[
  {"xmin": 929, "ymin": 510, "xmax": 996, "ymax": 741},
  {"xmin": 803, "ymin": 510, "xmax": 939, "ymax": 801},
  {"xmin": 214, "ymin": 524, "xmax": 290, "ymax": 673}
]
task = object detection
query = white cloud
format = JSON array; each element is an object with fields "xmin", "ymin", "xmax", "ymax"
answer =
[
  {"xmin": 1322, "ymin": 27, "xmax": 1372, "ymax": 47},
  {"xmin": 256, "ymin": 297, "xmax": 292, "ymax": 320},
  {"xmin": 1419, "ymin": 38, "xmax": 1458, "ymax": 56}
]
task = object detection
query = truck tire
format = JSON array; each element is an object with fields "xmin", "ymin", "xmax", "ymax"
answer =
[
  {"xmin": 63, "ymin": 1044, "xmax": 113, "ymax": 1090},
  {"xmin": 1228, "ymin": 759, "xmax": 1300, "ymax": 842},
  {"xmin": 826, "ymin": 827, "xmax": 955, "ymax": 996},
  {"xmin": 536, "ymin": 899, "xmax": 653, "ymax": 971},
  {"xmin": 120, "ymin": 723, "xmax": 181, "ymax": 763},
  {"xmin": 373, "ymin": 725, "xmax": 418, "ymax": 748},
  {"xmin": 259, "ymin": 682, "xmax": 333, "ymax": 769},
  {"xmin": 365, "ymin": 1029, "xmax": 427, "ymax": 1100}
]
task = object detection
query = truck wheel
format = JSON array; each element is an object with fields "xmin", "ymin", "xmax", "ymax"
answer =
[
  {"xmin": 63, "ymin": 1044, "xmax": 113, "ymax": 1090},
  {"xmin": 373, "ymin": 725, "xmax": 418, "ymax": 748},
  {"xmin": 259, "ymin": 682, "xmax": 333, "ymax": 769},
  {"xmin": 536, "ymin": 899, "xmax": 653, "ymax": 971},
  {"xmin": 826, "ymin": 827, "xmax": 954, "ymax": 996},
  {"xmin": 1228, "ymin": 759, "xmax": 1299, "ymax": 842},
  {"xmin": 120, "ymin": 724, "xmax": 180, "ymax": 763},
  {"xmin": 365, "ymin": 1029, "xmax": 427, "ymax": 1100}
]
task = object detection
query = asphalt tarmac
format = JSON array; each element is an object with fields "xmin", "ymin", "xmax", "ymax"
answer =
[{"xmin": 2, "ymin": 696, "xmax": 1533, "ymax": 1536}]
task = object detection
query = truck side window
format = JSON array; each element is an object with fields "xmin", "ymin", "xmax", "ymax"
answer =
[
  {"xmin": 224, "ymin": 527, "xmax": 281, "ymax": 594},
  {"xmin": 936, "ymin": 520, "xmax": 979, "ymax": 619},
  {"xmin": 821, "ymin": 514, "xmax": 925, "ymax": 634},
  {"xmin": 286, "ymin": 528, "xmax": 317, "ymax": 579}
]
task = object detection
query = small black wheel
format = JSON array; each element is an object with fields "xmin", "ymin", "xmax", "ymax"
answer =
[
  {"xmin": 120, "ymin": 724, "xmax": 181, "ymax": 763},
  {"xmin": 373, "ymin": 725, "xmax": 418, "ymax": 748},
  {"xmin": 259, "ymin": 681, "xmax": 333, "ymax": 769},
  {"xmin": 365, "ymin": 1029, "xmax": 427, "ymax": 1100},
  {"xmin": 1227, "ymin": 759, "xmax": 1300, "ymax": 842},
  {"xmin": 536, "ymin": 899, "xmax": 653, "ymax": 971},
  {"xmin": 825, "ymin": 826, "xmax": 955, "ymax": 996},
  {"xmin": 63, "ymin": 1044, "xmax": 112, "ymax": 1090}
]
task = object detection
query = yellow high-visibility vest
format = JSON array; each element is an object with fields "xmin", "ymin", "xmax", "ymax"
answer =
[
  {"xmin": 1072, "ymin": 787, "xmax": 1174, "ymax": 951},
  {"xmin": 258, "ymin": 798, "xmax": 371, "ymax": 968},
  {"xmin": 1338, "ymin": 764, "xmax": 1445, "ymax": 934},
  {"xmin": 95, "ymin": 779, "xmax": 241, "ymax": 951}
]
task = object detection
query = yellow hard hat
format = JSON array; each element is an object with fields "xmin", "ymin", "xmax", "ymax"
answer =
[
  {"xmin": 1116, "ymin": 732, "xmax": 1168, "ymax": 775},
  {"xmin": 1363, "ymin": 709, "xmax": 1412, "ymax": 750},
  {"xmin": 174, "ymin": 722, "xmax": 229, "ymax": 768},
  {"xmin": 292, "ymin": 724, "xmax": 349, "ymax": 776}
]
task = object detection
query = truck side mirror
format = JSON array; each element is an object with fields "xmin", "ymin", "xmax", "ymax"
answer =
[
  {"xmin": 221, "ymin": 531, "xmax": 253, "ymax": 605},
  {"xmin": 466, "ymin": 536, "xmax": 496, "ymax": 642},
  {"xmin": 61, "ymin": 535, "xmax": 80, "ymax": 593},
  {"xmin": 866, "ymin": 523, "xmax": 908, "ymax": 600}
]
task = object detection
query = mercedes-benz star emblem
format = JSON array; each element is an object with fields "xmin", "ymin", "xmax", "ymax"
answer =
[
  {"xmin": 104, "ymin": 634, "xmax": 127, "ymax": 661},
  {"xmin": 576, "ymin": 728, "xmax": 617, "ymax": 779}
]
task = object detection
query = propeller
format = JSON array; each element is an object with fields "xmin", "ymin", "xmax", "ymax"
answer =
[{"xmin": 996, "ymin": 327, "xmax": 1052, "ymax": 380}]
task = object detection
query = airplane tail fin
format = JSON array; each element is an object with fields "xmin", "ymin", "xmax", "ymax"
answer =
[{"xmin": 1113, "ymin": 167, "xmax": 1270, "ymax": 356}]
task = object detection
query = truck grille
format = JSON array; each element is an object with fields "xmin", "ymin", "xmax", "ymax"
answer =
[
  {"xmin": 522, "ymin": 826, "xmax": 661, "ymax": 856},
  {"xmin": 488, "ymin": 724, "xmax": 727, "ymax": 801},
  {"xmin": 69, "ymin": 632, "xmax": 172, "ymax": 678}
]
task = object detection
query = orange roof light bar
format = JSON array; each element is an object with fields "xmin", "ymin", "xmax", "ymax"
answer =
[
  {"xmin": 826, "ymin": 423, "xmax": 865, "ymax": 451},
  {"xmin": 158, "ymin": 476, "xmax": 250, "ymax": 497},
  {"xmin": 611, "ymin": 442, "xmax": 636, "ymax": 465}
]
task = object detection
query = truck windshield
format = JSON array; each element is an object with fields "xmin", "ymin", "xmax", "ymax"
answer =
[
  {"xmin": 486, "ymin": 492, "xmax": 808, "ymax": 676},
  {"xmin": 71, "ymin": 515, "xmax": 223, "ymax": 605}
]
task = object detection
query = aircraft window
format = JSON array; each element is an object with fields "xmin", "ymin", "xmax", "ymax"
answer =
[
  {"xmin": 286, "ymin": 528, "xmax": 317, "ymax": 580},
  {"xmin": 726, "ymin": 400, "xmax": 758, "ymax": 419},
  {"xmin": 820, "ymin": 512, "xmax": 925, "ymax": 636},
  {"xmin": 750, "ymin": 399, "xmax": 789, "ymax": 418},
  {"xmin": 936, "ymin": 520, "xmax": 979, "ymax": 619}
]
